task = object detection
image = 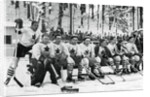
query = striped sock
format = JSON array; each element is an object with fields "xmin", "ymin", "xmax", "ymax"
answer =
[{"xmin": 7, "ymin": 67, "xmax": 15, "ymax": 78}]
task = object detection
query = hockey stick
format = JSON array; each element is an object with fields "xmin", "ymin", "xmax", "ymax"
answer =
[
  {"xmin": 50, "ymin": 64, "xmax": 60, "ymax": 79},
  {"xmin": 131, "ymin": 60, "xmax": 143, "ymax": 76},
  {"xmin": 50, "ymin": 64, "xmax": 79, "ymax": 92},
  {"xmin": 14, "ymin": 76, "xmax": 24, "ymax": 87},
  {"xmin": 100, "ymin": 68, "xmax": 115, "ymax": 84},
  {"xmin": 105, "ymin": 63, "xmax": 126, "ymax": 81},
  {"xmin": 83, "ymin": 65, "xmax": 115, "ymax": 85}
]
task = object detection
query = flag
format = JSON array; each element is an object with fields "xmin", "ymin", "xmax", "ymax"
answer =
[
  {"xmin": 97, "ymin": 5, "xmax": 100, "ymax": 30},
  {"xmin": 80, "ymin": 4, "xmax": 86, "ymax": 15},
  {"xmin": 31, "ymin": 4, "xmax": 35, "ymax": 20},
  {"xmin": 48, "ymin": 3, "xmax": 52, "ymax": 14},
  {"xmin": 27, "ymin": 3, "xmax": 31, "ymax": 19},
  {"xmin": 63, "ymin": 3, "xmax": 68, "ymax": 10},
  {"xmin": 90, "ymin": 4, "xmax": 94, "ymax": 19},
  {"xmin": 41, "ymin": 19, "xmax": 47, "ymax": 33},
  {"xmin": 15, "ymin": 1, "xmax": 20, "ymax": 9},
  {"xmin": 11, "ymin": 0, "xmax": 15, "ymax": 5},
  {"xmin": 102, "ymin": 5, "xmax": 105, "ymax": 33},
  {"xmin": 23, "ymin": 1, "xmax": 27, "ymax": 7},
  {"xmin": 80, "ymin": 4, "xmax": 86, "ymax": 26},
  {"xmin": 58, "ymin": 3, "xmax": 64, "ymax": 27}
]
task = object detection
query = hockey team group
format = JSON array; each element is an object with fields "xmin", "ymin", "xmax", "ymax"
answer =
[{"xmin": 4, "ymin": 19, "xmax": 143, "ymax": 88}]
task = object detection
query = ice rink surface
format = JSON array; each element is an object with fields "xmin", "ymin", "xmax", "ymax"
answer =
[{"xmin": 4, "ymin": 57, "xmax": 143, "ymax": 96}]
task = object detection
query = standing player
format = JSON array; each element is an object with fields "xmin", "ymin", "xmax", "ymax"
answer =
[{"xmin": 4, "ymin": 21, "xmax": 39, "ymax": 85}]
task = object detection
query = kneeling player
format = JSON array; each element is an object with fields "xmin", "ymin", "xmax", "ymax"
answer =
[{"xmin": 31, "ymin": 34, "xmax": 57, "ymax": 87}]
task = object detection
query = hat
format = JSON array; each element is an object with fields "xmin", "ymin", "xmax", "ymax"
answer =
[
  {"xmin": 71, "ymin": 35, "xmax": 78, "ymax": 39},
  {"xmin": 121, "ymin": 41, "xmax": 128, "ymax": 44},
  {"xmin": 84, "ymin": 36, "xmax": 91, "ymax": 41}
]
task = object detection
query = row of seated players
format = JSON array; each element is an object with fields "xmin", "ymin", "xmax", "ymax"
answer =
[{"xmin": 27, "ymin": 34, "xmax": 143, "ymax": 87}]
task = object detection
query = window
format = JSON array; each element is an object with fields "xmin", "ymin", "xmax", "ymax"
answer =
[{"xmin": 5, "ymin": 35, "xmax": 12, "ymax": 44}]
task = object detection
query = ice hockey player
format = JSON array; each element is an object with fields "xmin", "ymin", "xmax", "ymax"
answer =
[
  {"xmin": 79, "ymin": 37, "xmax": 104, "ymax": 80},
  {"xmin": 51, "ymin": 35, "xmax": 74, "ymax": 80},
  {"xmin": 31, "ymin": 34, "xmax": 57, "ymax": 87},
  {"xmin": 106, "ymin": 37, "xmax": 122, "ymax": 73},
  {"xmin": 98, "ymin": 39, "xmax": 108, "ymax": 66},
  {"xmin": 120, "ymin": 37, "xmax": 141, "ymax": 73},
  {"xmin": 65, "ymin": 36, "xmax": 84, "ymax": 82},
  {"xmin": 4, "ymin": 20, "xmax": 39, "ymax": 85}
]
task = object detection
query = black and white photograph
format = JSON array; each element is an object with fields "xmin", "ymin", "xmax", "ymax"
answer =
[{"xmin": 2, "ymin": 0, "xmax": 143, "ymax": 96}]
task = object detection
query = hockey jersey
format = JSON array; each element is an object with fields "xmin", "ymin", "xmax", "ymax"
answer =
[
  {"xmin": 66, "ymin": 43, "xmax": 81, "ymax": 56},
  {"xmin": 106, "ymin": 43, "xmax": 118, "ymax": 57},
  {"xmin": 79, "ymin": 43, "xmax": 95, "ymax": 58},
  {"xmin": 32, "ymin": 42, "xmax": 53, "ymax": 60},
  {"xmin": 121, "ymin": 42, "xmax": 139, "ymax": 55},
  {"xmin": 98, "ymin": 46, "xmax": 105, "ymax": 57},
  {"xmin": 20, "ymin": 27, "xmax": 40, "ymax": 47},
  {"xmin": 50, "ymin": 42, "xmax": 70, "ymax": 58}
]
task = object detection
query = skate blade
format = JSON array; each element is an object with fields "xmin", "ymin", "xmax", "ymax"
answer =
[{"xmin": 61, "ymin": 88, "xmax": 79, "ymax": 93}]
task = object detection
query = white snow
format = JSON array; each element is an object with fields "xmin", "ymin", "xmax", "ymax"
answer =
[{"xmin": 4, "ymin": 57, "xmax": 143, "ymax": 96}]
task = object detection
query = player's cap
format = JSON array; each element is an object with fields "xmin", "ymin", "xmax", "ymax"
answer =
[
  {"xmin": 84, "ymin": 36, "xmax": 91, "ymax": 41},
  {"xmin": 71, "ymin": 35, "xmax": 78, "ymax": 39},
  {"xmin": 121, "ymin": 40, "xmax": 128, "ymax": 44},
  {"xmin": 55, "ymin": 35, "xmax": 62, "ymax": 39}
]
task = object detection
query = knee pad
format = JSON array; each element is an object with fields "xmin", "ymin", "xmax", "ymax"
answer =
[
  {"xmin": 108, "ymin": 58, "xmax": 114, "ymax": 65},
  {"xmin": 67, "ymin": 57, "xmax": 75, "ymax": 64},
  {"xmin": 122, "ymin": 55, "xmax": 129, "ymax": 67},
  {"xmin": 130, "ymin": 56, "xmax": 136, "ymax": 65},
  {"xmin": 114, "ymin": 56, "xmax": 121, "ymax": 65},
  {"xmin": 80, "ymin": 58, "xmax": 89, "ymax": 67},
  {"xmin": 93, "ymin": 68, "xmax": 100, "ymax": 75},
  {"xmin": 134, "ymin": 55, "xmax": 140, "ymax": 62},
  {"xmin": 95, "ymin": 57, "xmax": 101, "ymax": 63},
  {"xmin": 114, "ymin": 56, "xmax": 121, "ymax": 61},
  {"xmin": 67, "ymin": 64, "xmax": 74, "ymax": 71}
]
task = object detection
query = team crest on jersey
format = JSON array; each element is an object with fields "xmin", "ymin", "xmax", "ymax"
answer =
[
  {"xmin": 32, "ymin": 34, "xmax": 36, "ymax": 39},
  {"xmin": 56, "ymin": 48, "xmax": 60, "ymax": 54},
  {"xmin": 85, "ymin": 50, "xmax": 89, "ymax": 55},
  {"xmin": 45, "ymin": 46, "xmax": 49, "ymax": 51},
  {"xmin": 70, "ymin": 49, "xmax": 75, "ymax": 54}
]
